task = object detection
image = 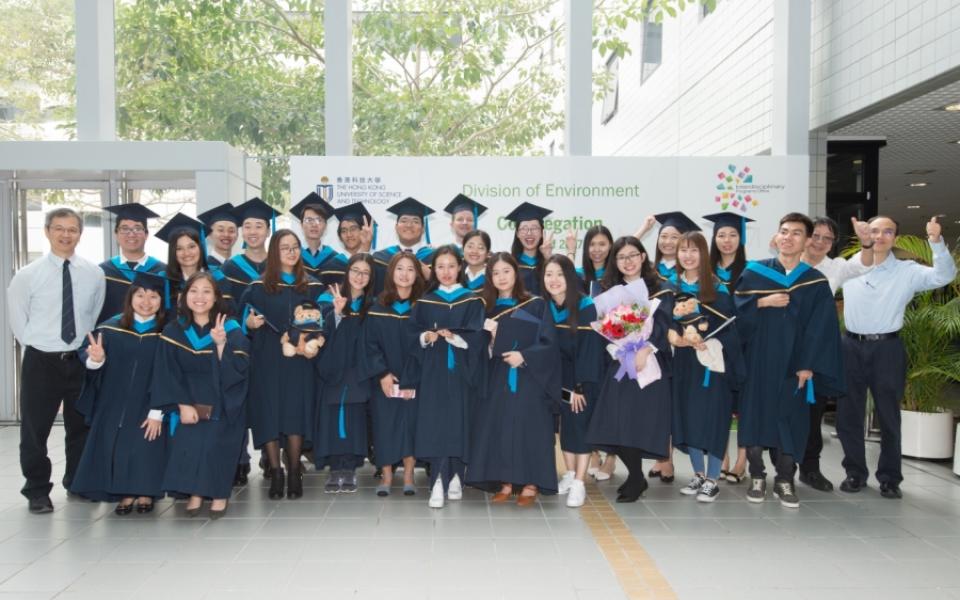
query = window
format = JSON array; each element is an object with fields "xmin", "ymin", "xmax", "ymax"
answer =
[
  {"xmin": 601, "ymin": 54, "xmax": 620, "ymax": 124},
  {"xmin": 640, "ymin": 12, "xmax": 662, "ymax": 83}
]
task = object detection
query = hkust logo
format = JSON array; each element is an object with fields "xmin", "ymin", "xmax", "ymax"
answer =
[
  {"xmin": 315, "ymin": 176, "xmax": 334, "ymax": 204},
  {"xmin": 715, "ymin": 164, "xmax": 757, "ymax": 213}
]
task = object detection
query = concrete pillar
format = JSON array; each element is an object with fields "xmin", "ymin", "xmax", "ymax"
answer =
[
  {"xmin": 75, "ymin": 0, "xmax": 116, "ymax": 141},
  {"xmin": 772, "ymin": 0, "xmax": 810, "ymax": 156},
  {"xmin": 565, "ymin": 0, "xmax": 592, "ymax": 156},
  {"xmin": 325, "ymin": 0, "xmax": 353, "ymax": 156}
]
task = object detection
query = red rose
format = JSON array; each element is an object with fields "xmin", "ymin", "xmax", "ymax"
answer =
[{"xmin": 610, "ymin": 323, "xmax": 625, "ymax": 338}]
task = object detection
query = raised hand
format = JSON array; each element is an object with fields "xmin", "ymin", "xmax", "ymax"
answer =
[
  {"xmin": 565, "ymin": 227, "xmax": 578, "ymax": 256},
  {"xmin": 86, "ymin": 332, "xmax": 105, "ymax": 363},
  {"xmin": 634, "ymin": 214, "xmax": 657, "ymax": 239},
  {"xmin": 211, "ymin": 313, "xmax": 228, "ymax": 347},
  {"xmin": 927, "ymin": 215, "xmax": 942, "ymax": 242},
  {"xmin": 539, "ymin": 231, "xmax": 554, "ymax": 258},
  {"xmin": 246, "ymin": 308, "xmax": 265, "ymax": 330},
  {"xmin": 331, "ymin": 283, "xmax": 348, "ymax": 315},
  {"xmin": 851, "ymin": 217, "xmax": 872, "ymax": 245},
  {"xmin": 360, "ymin": 216, "xmax": 374, "ymax": 251}
]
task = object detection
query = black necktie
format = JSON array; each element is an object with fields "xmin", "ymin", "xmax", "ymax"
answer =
[
  {"xmin": 61, "ymin": 259, "xmax": 76, "ymax": 344},
  {"xmin": 126, "ymin": 261, "xmax": 138, "ymax": 271}
]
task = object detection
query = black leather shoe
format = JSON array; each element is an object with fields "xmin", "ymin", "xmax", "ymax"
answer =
[
  {"xmin": 287, "ymin": 465, "xmax": 303, "ymax": 500},
  {"xmin": 136, "ymin": 501, "xmax": 154, "ymax": 514},
  {"xmin": 268, "ymin": 468, "xmax": 286, "ymax": 499},
  {"xmin": 799, "ymin": 470, "xmax": 834, "ymax": 492},
  {"xmin": 616, "ymin": 477, "xmax": 649, "ymax": 503},
  {"xmin": 879, "ymin": 482, "xmax": 902, "ymax": 499},
  {"xmin": 115, "ymin": 502, "xmax": 134, "ymax": 516},
  {"xmin": 233, "ymin": 464, "xmax": 250, "ymax": 486},
  {"xmin": 28, "ymin": 496, "xmax": 54, "ymax": 514},
  {"xmin": 839, "ymin": 476, "xmax": 864, "ymax": 493}
]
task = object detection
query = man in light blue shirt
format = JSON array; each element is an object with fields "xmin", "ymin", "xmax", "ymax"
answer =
[{"xmin": 837, "ymin": 215, "xmax": 956, "ymax": 499}]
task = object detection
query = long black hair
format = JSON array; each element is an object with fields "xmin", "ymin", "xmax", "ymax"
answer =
[
  {"xmin": 510, "ymin": 219, "xmax": 545, "ymax": 275},
  {"xmin": 708, "ymin": 225, "xmax": 747, "ymax": 286},
  {"xmin": 602, "ymin": 236, "xmax": 659, "ymax": 293},
  {"xmin": 580, "ymin": 225, "xmax": 613, "ymax": 285},
  {"xmin": 165, "ymin": 229, "xmax": 210, "ymax": 284},
  {"xmin": 426, "ymin": 244, "xmax": 465, "ymax": 291},
  {"xmin": 342, "ymin": 253, "xmax": 376, "ymax": 319},
  {"xmin": 543, "ymin": 255, "xmax": 580, "ymax": 328}
]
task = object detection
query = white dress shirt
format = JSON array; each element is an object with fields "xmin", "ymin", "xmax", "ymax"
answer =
[
  {"xmin": 7, "ymin": 252, "xmax": 106, "ymax": 352},
  {"xmin": 808, "ymin": 253, "xmax": 873, "ymax": 295},
  {"xmin": 842, "ymin": 240, "xmax": 957, "ymax": 335}
]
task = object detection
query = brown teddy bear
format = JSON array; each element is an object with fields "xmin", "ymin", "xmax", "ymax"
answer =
[{"xmin": 281, "ymin": 301, "xmax": 325, "ymax": 358}]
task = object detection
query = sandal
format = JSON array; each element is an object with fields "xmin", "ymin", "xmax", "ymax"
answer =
[{"xmin": 725, "ymin": 470, "xmax": 746, "ymax": 484}]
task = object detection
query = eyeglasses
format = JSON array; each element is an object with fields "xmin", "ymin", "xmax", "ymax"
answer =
[
  {"xmin": 302, "ymin": 217, "xmax": 325, "ymax": 225},
  {"xmin": 397, "ymin": 217, "xmax": 422, "ymax": 226},
  {"xmin": 278, "ymin": 245, "xmax": 301, "ymax": 254},
  {"xmin": 616, "ymin": 252, "xmax": 643, "ymax": 263},
  {"xmin": 349, "ymin": 268, "xmax": 371, "ymax": 278},
  {"xmin": 871, "ymin": 229, "xmax": 896, "ymax": 237},
  {"xmin": 518, "ymin": 226, "xmax": 542, "ymax": 235},
  {"xmin": 339, "ymin": 225, "xmax": 360, "ymax": 234},
  {"xmin": 810, "ymin": 234, "xmax": 836, "ymax": 244},
  {"xmin": 118, "ymin": 226, "xmax": 145, "ymax": 235},
  {"xmin": 49, "ymin": 226, "xmax": 80, "ymax": 235}
]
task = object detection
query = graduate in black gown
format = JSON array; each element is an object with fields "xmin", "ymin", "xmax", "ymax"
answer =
[
  {"xmin": 219, "ymin": 197, "xmax": 278, "ymax": 314},
  {"xmin": 97, "ymin": 203, "xmax": 167, "ymax": 324},
  {"xmin": 461, "ymin": 230, "xmax": 490, "ymax": 291},
  {"xmin": 155, "ymin": 214, "xmax": 212, "ymax": 310},
  {"xmin": 573, "ymin": 225, "xmax": 613, "ymax": 298},
  {"xmin": 668, "ymin": 232, "xmax": 745, "ymax": 503},
  {"xmin": 704, "ymin": 212, "xmax": 753, "ymax": 483},
  {"xmin": 291, "ymin": 192, "xmax": 349, "ymax": 286},
  {"xmin": 409, "ymin": 245, "xmax": 485, "ymax": 509},
  {"xmin": 333, "ymin": 202, "xmax": 375, "ymax": 261},
  {"xmin": 372, "ymin": 197, "xmax": 436, "ymax": 294},
  {"xmin": 150, "ymin": 272, "xmax": 250, "ymax": 518},
  {"xmin": 444, "ymin": 194, "xmax": 487, "ymax": 249},
  {"xmin": 71, "ymin": 271, "xmax": 168, "ymax": 514},
  {"xmin": 506, "ymin": 202, "xmax": 553, "ymax": 296},
  {"xmin": 360, "ymin": 252, "xmax": 426, "ymax": 496},
  {"xmin": 585, "ymin": 236, "xmax": 674, "ymax": 503},
  {"xmin": 467, "ymin": 252, "xmax": 561, "ymax": 506},
  {"xmin": 542, "ymin": 255, "xmax": 605, "ymax": 508},
  {"xmin": 196, "ymin": 203, "xmax": 240, "ymax": 272},
  {"xmin": 314, "ymin": 253, "xmax": 376, "ymax": 494},
  {"xmin": 239, "ymin": 230, "xmax": 327, "ymax": 500},
  {"xmin": 733, "ymin": 213, "xmax": 843, "ymax": 508}
]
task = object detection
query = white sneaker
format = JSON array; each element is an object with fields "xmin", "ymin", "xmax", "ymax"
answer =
[
  {"xmin": 428, "ymin": 478, "xmax": 445, "ymax": 509},
  {"xmin": 680, "ymin": 475, "xmax": 706, "ymax": 496},
  {"xmin": 566, "ymin": 479, "xmax": 586, "ymax": 507},
  {"xmin": 447, "ymin": 474, "xmax": 463, "ymax": 500},
  {"xmin": 557, "ymin": 471, "xmax": 575, "ymax": 495}
]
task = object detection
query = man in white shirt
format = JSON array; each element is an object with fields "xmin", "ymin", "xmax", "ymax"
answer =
[
  {"xmin": 6, "ymin": 208, "xmax": 106, "ymax": 513},
  {"xmin": 837, "ymin": 215, "xmax": 956, "ymax": 498}
]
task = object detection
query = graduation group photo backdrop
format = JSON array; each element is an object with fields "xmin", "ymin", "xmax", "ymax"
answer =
[{"xmin": 289, "ymin": 156, "xmax": 809, "ymax": 260}]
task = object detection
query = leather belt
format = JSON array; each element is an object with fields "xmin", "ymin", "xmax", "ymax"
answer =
[
  {"xmin": 845, "ymin": 331, "xmax": 899, "ymax": 342},
  {"xmin": 26, "ymin": 346, "xmax": 79, "ymax": 360}
]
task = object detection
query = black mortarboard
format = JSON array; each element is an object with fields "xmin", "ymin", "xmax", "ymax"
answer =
[
  {"xmin": 504, "ymin": 202, "xmax": 552, "ymax": 224},
  {"xmin": 196, "ymin": 203, "xmax": 240, "ymax": 228},
  {"xmin": 103, "ymin": 204, "xmax": 159, "ymax": 227},
  {"xmin": 154, "ymin": 214, "xmax": 205, "ymax": 244},
  {"xmin": 232, "ymin": 197, "xmax": 279, "ymax": 231},
  {"xmin": 129, "ymin": 270, "xmax": 170, "ymax": 294},
  {"xmin": 654, "ymin": 211, "xmax": 701, "ymax": 233},
  {"xmin": 703, "ymin": 212, "xmax": 755, "ymax": 245},
  {"xmin": 444, "ymin": 194, "xmax": 488, "ymax": 222},
  {"xmin": 290, "ymin": 192, "xmax": 335, "ymax": 221},
  {"xmin": 387, "ymin": 197, "xmax": 435, "ymax": 244}
]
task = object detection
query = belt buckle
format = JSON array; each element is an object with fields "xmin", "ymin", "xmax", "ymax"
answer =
[{"xmin": 58, "ymin": 351, "xmax": 73, "ymax": 360}]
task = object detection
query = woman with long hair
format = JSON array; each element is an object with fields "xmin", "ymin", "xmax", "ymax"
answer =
[
  {"xmin": 467, "ymin": 253, "xmax": 561, "ymax": 506},
  {"xmin": 669, "ymin": 232, "xmax": 744, "ymax": 503},
  {"xmin": 361, "ymin": 252, "xmax": 426, "ymax": 496},
  {"xmin": 542, "ymin": 255, "xmax": 605, "ymax": 508},
  {"xmin": 506, "ymin": 203, "xmax": 554, "ymax": 295},
  {"xmin": 71, "ymin": 272, "xmax": 168, "ymax": 514},
  {"xmin": 239, "ymin": 229, "xmax": 326, "ymax": 500},
  {"xmin": 410, "ymin": 245, "xmax": 485, "ymax": 509},
  {"xmin": 155, "ymin": 215, "xmax": 211, "ymax": 310},
  {"xmin": 315, "ymin": 252, "xmax": 377, "ymax": 494},
  {"xmin": 151, "ymin": 272, "xmax": 249, "ymax": 518},
  {"xmin": 587, "ymin": 237, "xmax": 674, "ymax": 503},
  {"xmin": 462, "ymin": 230, "xmax": 491, "ymax": 291}
]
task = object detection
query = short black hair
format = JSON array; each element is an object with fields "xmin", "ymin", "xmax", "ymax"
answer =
[
  {"xmin": 779, "ymin": 212, "xmax": 814, "ymax": 237},
  {"xmin": 868, "ymin": 215, "xmax": 899, "ymax": 236},
  {"xmin": 812, "ymin": 216, "xmax": 839, "ymax": 242}
]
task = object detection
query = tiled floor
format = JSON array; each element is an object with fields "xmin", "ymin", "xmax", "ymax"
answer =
[{"xmin": 0, "ymin": 424, "xmax": 957, "ymax": 599}]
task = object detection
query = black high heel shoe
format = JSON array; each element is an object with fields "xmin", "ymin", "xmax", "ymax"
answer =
[
  {"xmin": 114, "ymin": 502, "xmax": 134, "ymax": 516},
  {"xmin": 287, "ymin": 465, "xmax": 303, "ymax": 500},
  {"xmin": 268, "ymin": 468, "xmax": 286, "ymax": 499},
  {"xmin": 135, "ymin": 501, "xmax": 154, "ymax": 514}
]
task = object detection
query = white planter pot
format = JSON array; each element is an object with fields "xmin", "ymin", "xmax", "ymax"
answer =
[
  {"xmin": 954, "ymin": 424, "xmax": 960, "ymax": 476},
  {"xmin": 901, "ymin": 409, "xmax": 954, "ymax": 460}
]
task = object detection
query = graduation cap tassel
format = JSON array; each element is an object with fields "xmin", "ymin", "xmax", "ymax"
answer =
[
  {"xmin": 424, "ymin": 212, "xmax": 431, "ymax": 245},
  {"xmin": 741, "ymin": 218, "xmax": 747, "ymax": 246},
  {"xmin": 271, "ymin": 213, "xmax": 276, "ymax": 234},
  {"xmin": 242, "ymin": 240, "xmax": 248, "ymax": 250},
  {"xmin": 702, "ymin": 367, "xmax": 711, "ymax": 388},
  {"xmin": 338, "ymin": 386, "xmax": 347, "ymax": 439},
  {"xmin": 163, "ymin": 279, "xmax": 172, "ymax": 311},
  {"xmin": 199, "ymin": 225, "xmax": 208, "ymax": 258},
  {"xmin": 508, "ymin": 367, "xmax": 518, "ymax": 394},
  {"xmin": 447, "ymin": 344, "xmax": 455, "ymax": 371},
  {"xmin": 372, "ymin": 222, "xmax": 378, "ymax": 250},
  {"xmin": 473, "ymin": 204, "xmax": 478, "ymax": 229}
]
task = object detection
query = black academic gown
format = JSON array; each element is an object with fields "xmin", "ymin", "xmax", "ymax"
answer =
[
  {"xmin": 151, "ymin": 319, "xmax": 250, "ymax": 499},
  {"xmin": 302, "ymin": 245, "xmax": 348, "ymax": 287},
  {"xmin": 466, "ymin": 296, "xmax": 561, "ymax": 494},
  {"xmin": 372, "ymin": 245, "xmax": 435, "ymax": 295},
  {"xmin": 359, "ymin": 298, "xmax": 422, "ymax": 466},
  {"xmin": 733, "ymin": 259, "xmax": 844, "ymax": 458},
  {"xmin": 576, "ymin": 267, "xmax": 606, "ymax": 298},
  {"xmin": 314, "ymin": 299, "xmax": 371, "ymax": 465},
  {"xmin": 220, "ymin": 254, "xmax": 266, "ymax": 315},
  {"xmin": 516, "ymin": 254, "xmax": 541, "ymax": 295},
  {"xmin": 70, "ymin": 316, "xmax": 167, "ymax": 501},
  {"xmin": 552, "ymin": 296, "xmax": 606, "ymax": 454},
  {"xmin": 97, "ymin": 256, "xmax": 167, "ymax": 324},
  {"xmin": 464, "ymin": 270, "xmax": 486, "ymax": 292},
  {"xmin": 586, "ymin": 286, "xmax": 675, "ymax": 458},
  {"xmin": 409, "ymin": 287, "xmax": 485, "ymax": 462},
  {"xmin": 670, "ymin": 282, "xmax": 745, "ymax": 459},
  {"xmin": 239, "ymin": 276, "xmax": 326, "ymax": 449}
]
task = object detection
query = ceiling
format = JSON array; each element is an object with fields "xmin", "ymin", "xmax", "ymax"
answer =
[{"xmin": 831, "ymin": 77, "xmax": 960, "ymax": 243}]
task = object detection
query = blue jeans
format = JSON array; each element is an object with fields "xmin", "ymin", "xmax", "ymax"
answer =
[{"xmin": 688, "ymin": 448, "xmax": 722, "ymax": 480}]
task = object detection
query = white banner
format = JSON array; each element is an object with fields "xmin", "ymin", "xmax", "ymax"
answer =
[{"xmin": 289, "ymin": 156, "xmax": 809, "ymax": 261}]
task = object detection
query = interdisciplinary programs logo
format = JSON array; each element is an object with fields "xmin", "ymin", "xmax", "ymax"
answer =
[
  {"xmin": 315, "ymin": 175, "xmax": 403, "ymax": 207},
  {"xmin": 713, "ymin": 163, "xmax": 784, "ymax": 213}
]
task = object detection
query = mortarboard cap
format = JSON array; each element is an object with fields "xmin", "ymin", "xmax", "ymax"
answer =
[
  {"xmin": 703, "ymin": 212, "xmax": 754, "ymax": 245},
  {"xmin": 444, "ymin": 194, "xmax": 487, "ymax": 219},
  {"xmin": 232, "ymin": 197, "xmax": 279, "ymax": 232},
  {"xmin": 387, "ymin": 197, "xmax": 435, "ymax": 244},
  {"xmin": 103, "ymin": 203, "xmax": 159, "ymax": 228},
  {"xmin": 654, "ymin": 211, "xmax": 701, "ymax": 234},
  {"xmin": 290, "ymin": 192, "xmax": 335, "ymax": 221},
  {"xmin": 196, "ymin": 203, "xmax": 240, "ymax": 228},
  {"xmin": 154, "ymin": 213, "xmax": 205, "ymax": 244},
  {"xmin": 129, "ymin": 270, "xmax": 171, "ymax": 294},
  {"xmin": 504, "ymin": 202, "xmax": 552, "ymax": 224}
]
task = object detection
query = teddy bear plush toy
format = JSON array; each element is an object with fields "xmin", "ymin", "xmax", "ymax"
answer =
[
  {"xmin": 281, "ymin": 301, "xmax": 325, "ymax": 358},
  {"xmin": 672, "ymin": 292, "xmax": 710, "ymax": 345}
]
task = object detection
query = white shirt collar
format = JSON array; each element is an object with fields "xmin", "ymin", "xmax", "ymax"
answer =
[
  {"xmin": 47, "ymin": 252, "xmax": 75, "ymax": 266},
  {"xmin": 120, "ymin": 252, "xmax": 147, "ymax": 267},
  {"xmin": 438, "ymin": 283, "xmax": 463, "ymax": 293},
  {"xmin": 134, "ymin": 313, "xmax": 155, "ymax": 323},
  {"xmin": 661, "ymin": 259, "xmax": 676, "ymax": 268},
  {"xmin": 209, "ymin": 250, "xmax": 231, "ymax": 264},
  {"xmin": 465, "ymin": 268, "xmax": 484, "ymax": 281},
  {"xmin": 399, "ymin": 241, "xmax": 426, "ymax": 254}
]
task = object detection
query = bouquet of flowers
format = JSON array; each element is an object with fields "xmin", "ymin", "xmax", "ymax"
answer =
[{"xmin": 591, "ymin": 298, "xmax": 662, "ymax": 389}]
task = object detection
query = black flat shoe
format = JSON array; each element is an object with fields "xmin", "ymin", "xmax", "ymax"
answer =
[
  {"xmin": 799, "ymin": 470, "xmax": 834, "ymax": 492},
  {"xmin": 136, "ymin": 502, "xmax": 154, "ymax": 514},
  {"xmin": 616, "ymin": 477, "xmax": 649, "ymax": 502},
  {"xmin": 658, "ymin": 473, "xmax": 675, "ymax": 484},
  {"xmin": 647, "ymin": 468, "xmax": 660, "ymax": 478},
  {"xmin": 879, "ymin": 482, "xmax": 902, "ymax": 499},
  {"xmin": 268, "ymin": 468, "xmax": 286, "ymax": 499},
  {"xmin": 839, "ymin": 476, "xmax": 864, "ymax": 493},
  {"xmin": 28, "ymin": 496, "xmax": 54, "ymax": 514},
  {"xmin": 186, "ymin": 506, "xmax": 202, "ymax": 517},
  {"xmin": 210, "ymin": 505, "xmax": 228, "ymax": 520},
  {"xmin": 114, "ymin": 503, "xmax": 134, "ymax": 516}
]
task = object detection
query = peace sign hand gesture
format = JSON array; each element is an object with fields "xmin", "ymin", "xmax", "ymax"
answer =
[
  {"xmin": 565, "ymin": 226, "xmax": 578, "ymax": 256},
  {"xmin": 330, "ymin": 283, "xmax": 348, "ymax": 315},
  {"xmin": 539, "ymin": 230, "xmax": 554, "ymax": 258},
  {"xmin": 86, "ymin": 332, "xmax": 105, "ymax": 363},
  {"xmin": 210, "ymin": 313, "xmax": 228, "ymax": 348},
  {"xmin": 360, "ymin": 216, "xmax": 374, "ymax": 251}
]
